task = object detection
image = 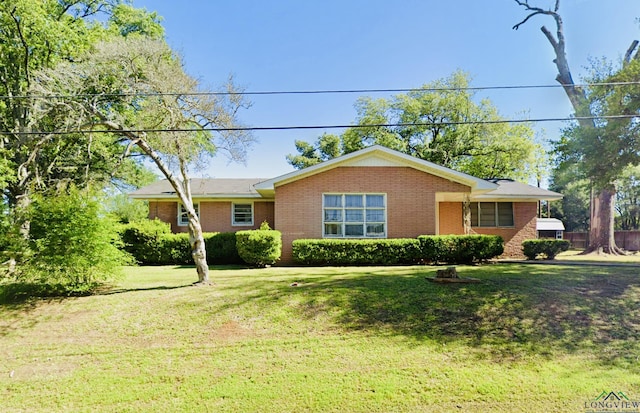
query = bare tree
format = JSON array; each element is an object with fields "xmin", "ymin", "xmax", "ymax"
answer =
[
  {"xmin": 31, "ymin": 38, "xmax": 254, "ymax": 284},
  {"xmin": 513, "ymin": 0, "xmax": 639, "ymax": 254}
]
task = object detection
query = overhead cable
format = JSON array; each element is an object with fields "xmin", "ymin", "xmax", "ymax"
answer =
[
  {"xmin": 1, "ymin": 114, "xmax": 637, "ymax": 136},
  {"xmin": 1, "ymin": 81, "xmax": 640, "ymax": 100}
]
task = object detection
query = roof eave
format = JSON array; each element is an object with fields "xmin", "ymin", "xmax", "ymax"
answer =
[
  {"xmin": 254, "ymin": 145, "xmax": 498, "ymax": 191},
  {"xmin": 472, "ymin": 194, "xmax": 564, "ymax": 202}
]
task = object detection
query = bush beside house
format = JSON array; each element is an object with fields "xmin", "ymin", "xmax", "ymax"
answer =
[
  {"xmin": 418, "ymin": 235, "xmax": 504, "ymax": 264},
  {"xmin": 120, "ymin": 221, "xmax": 243, "ymax": 265},
  {"xmin": 236, "ymin": 228, "xmax": 282, "ymax": 267},
  {"xmin": 293, "ymin": 235, "xmax": 504, "ymax": 266},
  {"xmin": 522, "ymin": 239, "xmax": 571, "ymax": 260},
  {"xmin": 292, "ymin": 239, "xmax": 422, "ymax": 266},
  {"xmin": 121, "ymin": 221, "xmax": 503, "ymax": 267}
]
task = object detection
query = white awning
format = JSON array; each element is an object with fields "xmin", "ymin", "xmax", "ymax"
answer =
[{"xmin": 536, "ymin": 218, "xmax": 565, "ymax": 231}]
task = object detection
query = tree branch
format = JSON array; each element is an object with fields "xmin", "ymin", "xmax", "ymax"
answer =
[
  {"xmin": 512, "ymin": 0, "xmax": 556, "ymax": 30},
  {"xmin": 624, "ymin": 40, "xmax": 639, "ymax": 65},
  {"xmin": 10, "ymin": 7, "xmax": 30, "ymax": 88}
]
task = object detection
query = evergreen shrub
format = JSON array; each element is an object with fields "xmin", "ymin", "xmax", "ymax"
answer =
[
  {"xmin": 522, "ymin": 239, "xmax": 570, "ymax": 260},
  {"xmin": 418, "ymin": 235, "xmax": 504, "ymax": 264},
  {"xmin": 235, "ymin": 229, "xmax": 282, "ymax": 267},
  {"xmin": 292, "ymin": 239, "xmax": 422, "ymax": 266}
]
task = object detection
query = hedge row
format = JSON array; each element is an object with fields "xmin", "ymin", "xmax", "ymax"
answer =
[
  {"xmin": 119, "ymin": 220, "xmax": 243, "ymax": 265},
  {"xmin": 292, "ymin": 238, "xmax": 423, "ymax": 266},
  {"xmin": 522, "ymin": 239, "xmax": 570, "ymax": 260},
  {"xmin": 292, "ymin": 235, "xmax": 504, "ymax": 266},
  {"xmin": 418, "ymin": 235, "xmax": 505, "ymax": 265}
]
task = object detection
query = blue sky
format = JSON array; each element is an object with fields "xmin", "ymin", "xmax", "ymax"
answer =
[{"xmin": 133, "ymin": 0, "xmax": 639, "ymax": 179}]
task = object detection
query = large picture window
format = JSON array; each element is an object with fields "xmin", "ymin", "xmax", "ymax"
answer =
[
  {"xmin": 323, "ymin": 194, "xmax": 386, "ymax": 238},
  {"xmin": 470, "ymin": 202, "xmax": 514, "ymax": 227},
  {"xmin": 178, "ymin": 202, "xmax": 199, "ymax": 226},
  {"xmin": 233, "ymin": 203, "xmax": 253, "ymax": 226}
]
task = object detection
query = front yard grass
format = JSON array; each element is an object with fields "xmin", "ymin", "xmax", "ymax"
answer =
[{"xmin": 1, "ymin": 263, "xmax": 639, "ymax": 412}]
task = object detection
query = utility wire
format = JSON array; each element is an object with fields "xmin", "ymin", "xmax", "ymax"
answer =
[
  {"xmin": 2, "ymin": 114, "xmax": 637, "ymax": 136},
  {"xmin": 1, "ymin": 81, "xmax": 640, "ymax": 100}
]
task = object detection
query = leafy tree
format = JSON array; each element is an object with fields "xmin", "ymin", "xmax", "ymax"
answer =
[
  {"xmin": 30, "ymin": 38, "xmax": 254, "ymax": 285},
  {"xmin": 19, "ymin": 187, "xmax": 131, "ymax": 294},
  {"xmin": 549, "ymin": 163, "xmax": 590, "ymax": 232},
  {"xmin": 287, "ymin": 71, "xmax": 544, "ymax": 181},
  {"xmin": 286, "ymin": 133, "xmax": 341, "ymax": 169},
  {"xmin": 615, "ymin": 165, "xmax": 640, "ymax": 230},
  {"xmin": 513, "ymin": 0, "xmax": 640, "ymax": 254},
  {"xmin": 0, "ymin": 0, "xmax": 161, "ymax": 212}
]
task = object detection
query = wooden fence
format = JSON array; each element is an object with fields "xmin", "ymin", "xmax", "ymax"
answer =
[{"xmin": 564, "ymin": 231, "xmax": 640, "ymax": 251}]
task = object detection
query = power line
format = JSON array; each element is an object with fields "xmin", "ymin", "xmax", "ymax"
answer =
[
  {"xmin": 1, "ymin": 114, "xmax": 637, "ymax": 136},
  {"xmin": 2, "ymin": 81, "xmax": 640, "ymax": 100}
]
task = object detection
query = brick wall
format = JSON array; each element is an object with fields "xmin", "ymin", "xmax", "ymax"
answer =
[
  {"xmin": 472, "ymin": 202, "xmax": 538, "ymax": 258},
  {"xmin": 274, "ymin": 166, "xmax": 471, "ymax": 264},
  {"xmin": 148, "ymin": 200, "xmax": 274, "ymax": 233}
]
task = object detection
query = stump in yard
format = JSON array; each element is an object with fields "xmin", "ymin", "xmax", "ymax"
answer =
[{"xmin": 427, "ymin": 266, "xmax": 481, "ymax": 283}]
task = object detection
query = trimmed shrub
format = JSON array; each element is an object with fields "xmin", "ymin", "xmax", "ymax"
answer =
[
  {"xmin": 205, "ymin": 232, "xmax": 243, "ymax": 265},
  {"xmin": 158, "ymin": 233, "xmax": 192, "ymax": 265},
  {"xmin": 120, "ymin": 220, "xmax": 242, "ymax": 265},
  {"xmin": 418, "ymin": 235, "xmax": 504, "ymax": 264},
  {"xmin": 236, "ymin": 229, "xmax": 282, "ymax": 267},
  {"xmin": 292, "ymin": 239, "xmax": 422, "ymax": 266},
  {"xmin": 522, "ymin": 239, "xmax": 570, "ymax": 260},
  {"xmin": 119, "ymin": 219, "xmax": 172, "ymax": 265}
]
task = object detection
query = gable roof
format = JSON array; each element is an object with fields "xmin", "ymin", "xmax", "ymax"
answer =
[
  {"xmin": 254, "ymin": 145, "xmax": 498, "ymax": 196},
  {"xmin": 472, "ymin": 179, "xmax": 563, "ymax": 201},
  {"xmin": 129, "ymin": 147, "xmax": 563, "ymax": 202},
  {"xmin": 129, "ymin": 178, "xmax": 268, "ymax": 199}
]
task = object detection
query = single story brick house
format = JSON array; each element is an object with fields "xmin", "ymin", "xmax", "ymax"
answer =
[{"xmin": 130, "ymin": 145, "xmax": 562, "ymax": 264}]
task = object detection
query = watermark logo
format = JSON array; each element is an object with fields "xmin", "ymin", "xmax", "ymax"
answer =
[{"xmin": 584, "ymin": 391, "xmax": 640, "ymax": 413}]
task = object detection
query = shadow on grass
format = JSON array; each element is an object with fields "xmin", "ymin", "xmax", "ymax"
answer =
[{"xmin": 219, "ymin": 264, "xmax": 640, "ymax": 365}]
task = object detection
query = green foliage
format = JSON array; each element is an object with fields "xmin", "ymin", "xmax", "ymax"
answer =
[
  {"xmin": 236, "ymin": 230, "xmax": 282, "ymax": 267},
  {"xmin": 615, "ymin": 165, "xmax": 640, "ymax": 230},
  {"xmin": 204, "ymin": 232, "xmax": 243, "ymax": 265},
  {"xmin": 418, "ymin": 235, "xmax": 504, "ymax": 264},
  {"xmin": 554, "ymin": 59, "xmax": 640, "ymax": 191},
  {"xmin": 286, "ymin": 133, "xmax": 341, "ymax": 169},
  {"xmin": 549, "ymin": 162, "xmax": 590, "ymax": 232},
  {"xmin": 107, "ymin": 4, "xmax": 165, "ymax": 38},
  {"xmin": 292, "ymin": 239, "xmax": 422, "ymax": 266},
  {"xmin": 105, "ymin": 194, "xmax": 150, "ymax": 224},
  {"xmin": 119, "ymin": 219, "xmax": 172, "ymax": 264},
  {"xmin": 286, "ymin": 71, "xmax": 543, "ymax": 181},
  {"xmin": 20, "ymin": 189, "xmax": 131, "ymax": 293},
  {"xmin": 522, "ymin": 239, "xmax": 571, "ymax": 260},
  {"xmin": 0, "ymin": 1, "xmax": 165, "ymax": 208},
  {"xmin": 119, "ymin": 221, "xmax": 242, "ymax": 265}
]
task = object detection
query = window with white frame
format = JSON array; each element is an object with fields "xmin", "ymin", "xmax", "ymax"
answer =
[
  {"xmin": 233, "ymin": 203, "xmax": 253, "ymax": 226},
  {"xmin": 178, "ymin": 202, "xmax": 199, "ymax": 226},
  {"xmin": 470, "ymin": 202, "xmax": 514, "ymax": 227},
  {"xmin": 323, "ymin": 194, "xmax": 386, "ymax": 238}
]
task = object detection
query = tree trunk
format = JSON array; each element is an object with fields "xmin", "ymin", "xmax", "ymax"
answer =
[
  {"xmin": 513, "ymin": 0, "xmax": 623, "ymax": 255},
  {"xmin": 188, "ymin": 216, "xmax": 210, "ymax": 284},
  {"xmin": 585, "ymin": 186, "xmax": 624, "ymax": 254},
  {"xmin": 462, "ymin": 195, "xmax": 472, "ymax": 234}
]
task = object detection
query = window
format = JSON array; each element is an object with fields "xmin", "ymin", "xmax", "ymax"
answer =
[
  {"xmin": 233, "ymin": 203, "xmax": 253, "ymax": 226},
  {"xmin": 178, "ymin": 202, "xmax": 199, "ymax": 226},
  {"xmin": 470, "ymin": 202, "xmax": 514, "ymax": 227},
  {"xmin": 323, "ymin": 194, "xmax": 386, "ymax": 238}
]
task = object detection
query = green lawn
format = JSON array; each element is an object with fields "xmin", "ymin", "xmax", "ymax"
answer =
[{"xmin": 1, "ymin": 264, "xmax": 640, "ymax": 412}]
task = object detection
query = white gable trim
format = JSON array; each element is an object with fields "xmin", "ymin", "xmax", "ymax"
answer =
[{"xmin": 254, "ymin": 145, "xmax": 497, "ymax": 195}]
